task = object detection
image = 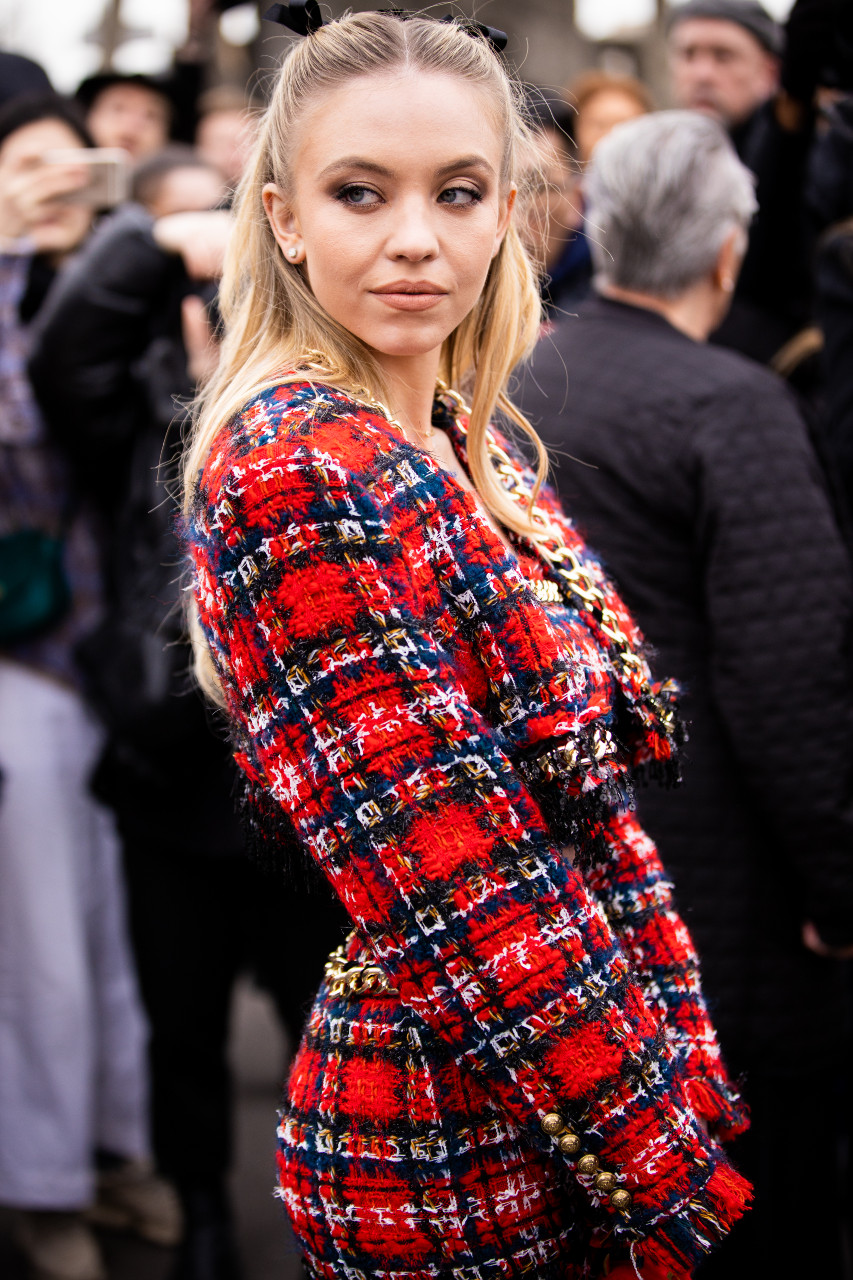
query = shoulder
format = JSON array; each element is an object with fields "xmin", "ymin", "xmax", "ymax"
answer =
[
  {"xmin": 529, "ymin": 304, "xmax": 799, "ymax": 419},
  {"xmin": 70, "ymin": 204, "xmax": 158, "ymax": 267},
  {"xmin": 191, "ymin": 380, "xmax": 405, "ymax": 552},
  {"xmin": 34, "ymin": 205, "xmax": 164, "ymax": 328},
  {"xmin": 198, "ymin": 381, "xmax": 387, "ymax": 491}
]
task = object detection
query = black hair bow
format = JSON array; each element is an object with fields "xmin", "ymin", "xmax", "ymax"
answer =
[
  {"xmin": 263, "ymin": 4, "xmax": 507, "ymax": 53},
  {"xmin": 263, "ymin": 2, "xmax": 324, "ymax": 35},
  {"xmin": 439, "ymin": 14, "xmax": 507, "ymax": 52}
]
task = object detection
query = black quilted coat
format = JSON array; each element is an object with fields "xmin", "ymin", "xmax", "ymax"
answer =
[{"xmin": 519, "ymin": 295, "xmax": 853, "ymax": 1078}]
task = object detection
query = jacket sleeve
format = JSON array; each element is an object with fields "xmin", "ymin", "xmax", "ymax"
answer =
[
  {"xmin": 585, "ymin": 811, "xmax": 748, "ymax": 1142},
  {"xmin": 697, "ymin": 375, "xmax": 853, "ymax": 947},
  {"xmin": 189, "ymin": 434, "xmax": 751, "ymax": 1276}
]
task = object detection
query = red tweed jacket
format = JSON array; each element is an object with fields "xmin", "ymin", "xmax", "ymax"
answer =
[{"xmin": 186, "ymin": 381, "xmax": 750, "ymax": 1279}]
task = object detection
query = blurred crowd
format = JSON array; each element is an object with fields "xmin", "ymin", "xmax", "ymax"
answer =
[{"xmin": 2, "ymin": 1, "xmax": 853, "ymax": 1279}]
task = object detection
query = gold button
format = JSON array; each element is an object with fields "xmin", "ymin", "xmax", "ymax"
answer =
[
  {"xmin": 577, "ymin": 1154, "xmax": 600, "ymax": 1176},
  {"xmin": 558, "ymin": 1132, "xmax": 581, "ymax": 1156},
  {"xmin": 594, "ymin": 1172, "xmax": 617, "ymax": 1194},
  {"xmin": 610, "ymin": 1189, "xmax": 632, "ymax": 1211},
  {"xmin": 540, "ymin": 1112, "xmax": 565, "ymax": 1137}
]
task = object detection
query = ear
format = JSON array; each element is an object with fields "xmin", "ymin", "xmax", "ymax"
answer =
[
  {"xmin": 262, "ymin": 182, "xmax": 304, "ymax": 261},
  {"xmin": 713, "ymin": 225, "xmax": 746, "ymax": 296},
  {"xmin": 492, "ymin": 184, "xmax": 516, "ymax": 259}
]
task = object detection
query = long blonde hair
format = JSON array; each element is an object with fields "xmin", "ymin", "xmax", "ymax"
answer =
[{"xmin": 183, "ymin": 11, "xmax": 549, "ymax": 697}]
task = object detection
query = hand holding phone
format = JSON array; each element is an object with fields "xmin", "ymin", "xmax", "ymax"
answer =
[
  {"xmin": 0, "ymin": 153, "xmax": 90, "ymax": 243},
  {"xmin": 42, "ymin": 148, "xmax": 129, "ymax": 208}
]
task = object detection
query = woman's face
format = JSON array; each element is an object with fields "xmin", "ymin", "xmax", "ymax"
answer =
[
  {"xmin": 575, "ymin": 90, "xmax": 647, "ymax": 166},
  {"xmin": 263, "ymin": 71, "xmax": 514, "ymax": 372}
]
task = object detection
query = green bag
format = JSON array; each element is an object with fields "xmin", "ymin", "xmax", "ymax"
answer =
[{"xmin": 0, "ymin": 529, "xmax": 70, "ymax": 643}]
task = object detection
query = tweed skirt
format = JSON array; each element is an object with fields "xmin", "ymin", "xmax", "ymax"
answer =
[{"xmin": 276, "ymin": 945, "xmax": 596, "ymax": 1280}]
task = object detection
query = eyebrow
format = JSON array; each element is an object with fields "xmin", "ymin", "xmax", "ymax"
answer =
[{"xmin": 318, "ymin": 154, "xmax": 496, "ymax": 181}]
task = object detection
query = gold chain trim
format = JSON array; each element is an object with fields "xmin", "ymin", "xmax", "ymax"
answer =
[
  {"xmin": 485, "ymin": 436, "xmax": 643, "ymax": 667},
  {"xmin": 435, "ymin": 384, "xmax": 677, "ymax": 736},
  {"xmin": 538, "ymin": 725, "xmax": 618, "ymax": 779},
  {"xmin": 528, "ymin": 577, "xmax": 562, "ymax": 605},
  {"xmin": 324, "ymin": 932, "xmax": 399, "ymax": 999}
]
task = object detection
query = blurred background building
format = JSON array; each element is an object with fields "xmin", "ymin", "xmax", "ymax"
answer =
[{"xmin": 0, "ymin": 0, "xmax": 795, "ymax": 109}]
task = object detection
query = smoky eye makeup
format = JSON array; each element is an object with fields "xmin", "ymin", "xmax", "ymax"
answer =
[
  {"xmin": 334, "ymin": 183, "xmax": 383, "ymax": 207},
  {"xmin": 437, "ymin": 185, "xmax": 484, "ymax": 206},
  {"xmin": 332, "ymin": 181, "xmax": 486, "ymax": 210}
]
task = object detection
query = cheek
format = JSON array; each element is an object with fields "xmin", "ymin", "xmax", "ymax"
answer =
[
  {"xmin": 454, "ymin": 217, "xmax": 503, "ymax": 280},
  {"xmin": 303, "ymin": 222, "xmax": 365, "ymax": 304}
]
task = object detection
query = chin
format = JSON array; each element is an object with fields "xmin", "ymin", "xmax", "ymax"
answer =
[
  {"xmin": 33, "ymin": 235, "xmax": 77, "ymax": 257},
  {"xmin": 365, "ymin": 330, "xmax": 451, "ymax": 360},
  {"xmin": 689, "ymin": 101, "xmax": 725, "ymax": 122}
]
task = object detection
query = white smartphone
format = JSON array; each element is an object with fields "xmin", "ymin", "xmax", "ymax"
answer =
[{"xmin": 42, "ymin": 147, "xmax": 130, "ymax": 208}]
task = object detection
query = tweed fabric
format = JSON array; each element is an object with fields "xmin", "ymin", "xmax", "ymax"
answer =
[{"xmin": 186, "ymin": 382, "xmax": 750, "ymax": 1278}]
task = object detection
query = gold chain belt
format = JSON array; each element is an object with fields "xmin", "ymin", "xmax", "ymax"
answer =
[{"xmin": 324, "ymin": 933, "xmax": 399, "ymax": 998}]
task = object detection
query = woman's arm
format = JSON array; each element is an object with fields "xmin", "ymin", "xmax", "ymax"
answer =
[
  {"xmin": 585, "ymin": 811, "xmax": 747, "ymax": 1143},
  {"xmin": 188, "ymin": 422, "xmax": 750, "ymax": 1275}
]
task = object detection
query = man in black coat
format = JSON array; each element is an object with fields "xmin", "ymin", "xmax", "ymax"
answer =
[{"xmin": 518, "ymin": 109, "xmax": 853, "ymax": 1279}]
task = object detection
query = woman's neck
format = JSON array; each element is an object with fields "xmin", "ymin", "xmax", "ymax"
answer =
[{"xmin": 375, "ymin": 349, "xmax": 442, "ymax": 444}]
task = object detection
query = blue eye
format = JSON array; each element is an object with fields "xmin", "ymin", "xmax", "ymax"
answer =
[
  {"xmin": 438, "ymin": 186, "xmax": 482, "ymax": 206},
  {"xmin": 336, "ymin": 184, "xmax": 381, "ymax": 207}
]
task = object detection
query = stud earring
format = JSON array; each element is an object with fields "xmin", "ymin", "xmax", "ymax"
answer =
[{"xmin": 287, "ymin": 247, "xmax": 299, "ymax": 261}]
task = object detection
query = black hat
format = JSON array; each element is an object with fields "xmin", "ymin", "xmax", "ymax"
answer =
[
  {"xmin": 0, "ymin": 93, "xmax": 93, "ymax": 152},
  {"xmin": 0, "ymin": 51, "xmax": 53, "ymax": 110},
  {"xmin": 74, "ymin": 71, "xmax": 175, "ymax": 116},
  {"xmin": 667, "ymin": 0, "xmax": 784, "ymax": 57}
]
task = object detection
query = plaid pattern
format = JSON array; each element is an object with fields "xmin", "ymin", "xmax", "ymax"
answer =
[
  {"xmin": 186, "ymin": 382, "xmax": 750, "ymax": 1278},
  {"xmin": 280, "ymin": 975, "xmax": 588, "ymax": 1279}
]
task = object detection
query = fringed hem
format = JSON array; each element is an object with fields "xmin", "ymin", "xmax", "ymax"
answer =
[
  {"xmin": 235, "ymin": 766, "xmax": 328, "ymax": 891},
  {"xmin": 515, "ymin": 731, "xmax": 632, "ymax": 872},
  {"xmin": 633, "ymin": 1162, "xmax": 753, "ymax": 1279},
  {"xmin": 684, "ymin": 1076, "xmax": 750, "ymax": 1143}
]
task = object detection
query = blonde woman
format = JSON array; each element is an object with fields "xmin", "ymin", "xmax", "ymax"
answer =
[{"xmin": 183, "ymin": 9, "xmax": 750, "ymax": 1278}]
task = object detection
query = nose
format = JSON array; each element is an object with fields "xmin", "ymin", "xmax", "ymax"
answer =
[
  {"xmin": 384, "ymin": 194, "xmax": 439, "ymax": 262},
  {"xmin": 689, "ymin": 51, "xmax": 719, "ymax": 82}
]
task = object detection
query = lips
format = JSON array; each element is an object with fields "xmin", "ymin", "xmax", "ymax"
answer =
[{"xmin": 371, "ymin": 281, "xmax": 448, "ymax": 312}]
